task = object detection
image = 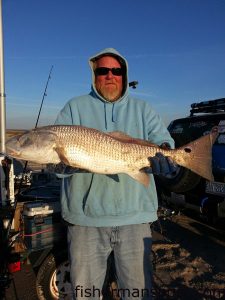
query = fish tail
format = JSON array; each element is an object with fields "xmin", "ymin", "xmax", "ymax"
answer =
[{"xmin": 174, "ymin": 130, "xmax": 218, "ymax": 181}]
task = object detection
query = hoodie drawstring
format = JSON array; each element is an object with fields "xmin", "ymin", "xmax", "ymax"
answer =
[
  {"xmin": 104, "ymin": 103, "xmax": 118, "ymax": 130},
  {"xmin": 112, "ymin": 103, "xmax": 117, "ymax": 123},
  {"xmin": 104, "ymin": 102, "xmax": 108, "ymax": 130}
]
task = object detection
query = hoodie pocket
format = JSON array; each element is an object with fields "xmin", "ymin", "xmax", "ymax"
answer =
[{"xmin": 83, "ymin": 173, "xmax": 153, "ymax": 217}]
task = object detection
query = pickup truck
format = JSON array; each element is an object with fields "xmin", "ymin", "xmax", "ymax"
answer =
[{"xmin": 155, "ymin": 98, "xmax": 225, "ymax": 225}]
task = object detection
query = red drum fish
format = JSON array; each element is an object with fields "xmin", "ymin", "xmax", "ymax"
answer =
[{"xmin": 6, "ymin": 125, "xmax": 218, "ymax": 186}]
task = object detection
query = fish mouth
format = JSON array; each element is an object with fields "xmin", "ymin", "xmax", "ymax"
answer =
[{"xmin": 6, "ymin": 146, "xmax": 21, "ymax": 158}]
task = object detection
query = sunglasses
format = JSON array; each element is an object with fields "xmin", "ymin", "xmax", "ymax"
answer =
[{"xmin": 94, "ymin": 67, "xmax": 124, "ymax": 76}]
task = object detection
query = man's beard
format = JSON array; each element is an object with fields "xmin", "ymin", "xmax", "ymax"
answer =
[{"xmin": 98, "ymin": 85, "xmax": 122, "ymax": 102}]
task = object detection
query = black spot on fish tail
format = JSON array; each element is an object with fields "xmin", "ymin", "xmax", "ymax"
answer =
[
  {"xmin": 184, "ymin": 147, "xmax": 191, "ymax": 153},
  {"xmin": 176, "ymin": 131, "xmax": 219, "ymax": 181}
]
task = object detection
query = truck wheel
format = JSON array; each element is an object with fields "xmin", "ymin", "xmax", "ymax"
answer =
[
  {"xmin": 156, "ymin": 165, "xmax": 201, "ymax": 193},
  {"xmin": 36, "ymin": 251, "xmax": 72, "ymax": 300}
]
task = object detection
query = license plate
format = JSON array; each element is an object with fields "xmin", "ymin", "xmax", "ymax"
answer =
[{"xmin": 205, "ymin": 181, "xmax": 225, "ymax": 196}]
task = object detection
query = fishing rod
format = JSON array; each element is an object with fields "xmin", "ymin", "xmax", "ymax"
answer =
[
  {"xmin": 35, "ymin": 65, "xmax": 53, "ymax": 128},
  {"xmin": 17, "ymin": 65, "xmax": 54, "ymax": 197}
]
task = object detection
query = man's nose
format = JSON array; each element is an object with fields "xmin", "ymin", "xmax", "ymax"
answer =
[{"xmin": 106, "ymin": 70, "xmax": 113, "ymax": 78}]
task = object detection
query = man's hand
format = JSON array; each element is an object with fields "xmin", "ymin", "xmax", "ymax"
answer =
[{"xmin": 148, "ymin": 153, "xmax": 177, "ymax": 176}]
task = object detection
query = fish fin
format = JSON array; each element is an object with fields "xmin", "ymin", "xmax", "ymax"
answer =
[
  {"xmin": 128, "ymin": 171, "xmax": 150, "ymax": 187},
  {"xmin": 54, "ymin": 147, "xmax": 70, "ymax": 165},
  {"xmin": 175, "ymin": 130, "xmax": 219, "ymax": 181},
  {"xmin": 54, "ymin": 147, "xmax": 88, "ymax": 169},
  {"xmin": 107, "ymin": 131, "xmax": 158, "ymax": 147},
  {"xmin": 107, "ymin": 131, "xmax": 133, "ymax": 140}
]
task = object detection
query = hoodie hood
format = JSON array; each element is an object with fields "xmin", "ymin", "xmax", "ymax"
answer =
[{"xmin": 89, "ymin": 48, "xmax": 129, "ymax": 103}]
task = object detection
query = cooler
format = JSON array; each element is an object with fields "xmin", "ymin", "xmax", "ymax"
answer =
[{"xmin": 22, "ymin": 200, "xmax": 66, "ymax": 250}]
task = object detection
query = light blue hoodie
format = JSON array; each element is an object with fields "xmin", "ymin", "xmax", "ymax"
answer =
[{"xmin": 55, "ymin": 48, "xmax": 174, "ymax": 227}]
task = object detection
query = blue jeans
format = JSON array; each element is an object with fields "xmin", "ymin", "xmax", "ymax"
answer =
[{"xmin": 67, "ymin": 224, "xmax": 152, "ymax": 300}]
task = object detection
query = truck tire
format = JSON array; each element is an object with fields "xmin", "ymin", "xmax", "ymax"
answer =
[
  {"xmin": 36, "ymin": 250, "xmax": 72, "ymax": 300},
  {"xmin": 157, "ymin": 166, "xmax": 201, "ymax": 193}
]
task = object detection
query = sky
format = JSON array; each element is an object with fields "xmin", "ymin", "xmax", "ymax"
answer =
[{"xmin": 2, "ymin": 0, "xmax": 225, "ymax": 129}]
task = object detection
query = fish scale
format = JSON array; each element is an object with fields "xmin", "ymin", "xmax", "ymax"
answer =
[
  {"xmin": 6, "ymin": 125, "xmax": 218, "ymax": 187},
  {"xmin": 55, "ymin": 126, "xmax": 152, "ymax": 172}
]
